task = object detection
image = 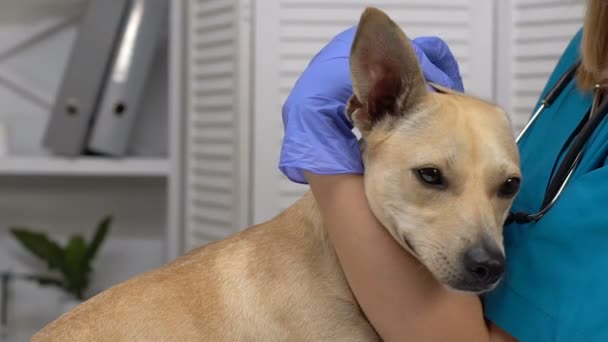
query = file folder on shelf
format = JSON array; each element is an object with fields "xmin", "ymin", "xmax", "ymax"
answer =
[
  {"xmin": 42, "ymin": 0, "xmax": 131, "ymax": 156},
  {"xmin": 86, "ymin": 0, "xmax": 167, "ymax": 157}
]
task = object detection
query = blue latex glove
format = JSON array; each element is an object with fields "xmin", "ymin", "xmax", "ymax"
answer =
[{"xmin": 279, "ymin": 26, "xmax": 464, "ymax": 184}]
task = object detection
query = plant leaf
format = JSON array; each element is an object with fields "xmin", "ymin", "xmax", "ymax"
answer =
[
  {"xmin": 85, "ymin": 215, "xmax": 112, "ymax": 263},
  {"xmin": 10, "ymin": 228, "xmax": 65, "ymax": 270},
  {"xmin": 63, "ymin": 235, "xmax": 89, "ymax": 299}
]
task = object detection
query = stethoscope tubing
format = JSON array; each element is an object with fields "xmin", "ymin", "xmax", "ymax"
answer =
[
  {"xmin": 516, "ymin": 59, "xmax": 581, "ymax": 144},
  {"xmin": 508, "ymin": 59, "xmax": 608, "ymax": 224}
]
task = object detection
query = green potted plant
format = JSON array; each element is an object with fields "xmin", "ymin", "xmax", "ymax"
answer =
[{"xmin": 10, "ymin": 216, "xmax": 112, "ymax": 311}]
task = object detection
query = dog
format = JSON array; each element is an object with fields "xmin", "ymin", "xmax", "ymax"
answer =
[{"xmin": 31, "ymin": 7, "xmax": 521, "ymax": 341}]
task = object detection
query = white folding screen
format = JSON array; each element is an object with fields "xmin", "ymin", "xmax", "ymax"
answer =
[
  {"xmin": 179, "ymin": 0, "xmax": 588, "ymax": 252},
  {"xmin": 495, "ymin": 0, "xmax": 585, "ymax": 133},
  {"xmin": 253, "ymin": 0, "xmax": 496, "ymax": 224},
  {"xmin": 183, "ymin": 0, "xmax": 251, "ymax": 250}
]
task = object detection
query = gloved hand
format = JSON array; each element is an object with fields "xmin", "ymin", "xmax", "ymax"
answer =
[{"xmin": 279, "ymin": 26, "xmax": 464, "ymax": 184}]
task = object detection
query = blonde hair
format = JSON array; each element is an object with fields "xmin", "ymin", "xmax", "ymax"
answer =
[{"xmin": 577, "ymin": 0, "xmax": 608, "ymax": 90}]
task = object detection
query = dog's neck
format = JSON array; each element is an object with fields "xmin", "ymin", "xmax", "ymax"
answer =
[
  {"xmin": 281, "ymin": 191, "xmax": 325, "ymax": 232},
  {"xmin": 272, "ymin": 191, "xmax": 336, "ymax": 254}
]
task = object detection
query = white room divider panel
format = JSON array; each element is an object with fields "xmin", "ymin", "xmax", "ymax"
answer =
[
  {"xmin": 253, "ymin": 0, "xmax": 496, "ymax": 224},
  {"xmin": 179, "ymin": 0, "xmax": 587, "ymax": 253},
  {"xmin": 183, "ymin": 0, "xmax": 251, "ymax": 251},
  {"xmin": 495, "ymin": 0, "xmax": 585, "ymax": 133}
]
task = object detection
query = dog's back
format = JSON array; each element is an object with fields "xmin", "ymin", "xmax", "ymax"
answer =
[{"xmin": 31, "ymin": 193, "xmax": 379, "ymax": 341}]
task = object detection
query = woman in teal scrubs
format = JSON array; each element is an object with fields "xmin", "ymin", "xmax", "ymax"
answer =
[
  {"xmin": 280, "ymin": 0, "xmax": 608, "ymax": 340},
  {"xmin": 483, "ymin": 8, "xmax": 608, "ymax": 341}
]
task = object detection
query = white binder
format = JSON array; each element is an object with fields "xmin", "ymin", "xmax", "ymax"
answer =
[
  {"xmin": 42, "ymin": 0, "xmax": 131, "ymax": 156},
  {"xmin": 87, "ymin": 0, "xmax": 167, "ymax": 156}
]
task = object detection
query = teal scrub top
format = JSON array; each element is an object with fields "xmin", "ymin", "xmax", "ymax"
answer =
[{"xmin": 483, "ymin": 28, "xmax": 608, "ymax": 341}]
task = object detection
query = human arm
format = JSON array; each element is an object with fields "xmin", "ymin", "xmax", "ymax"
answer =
[{"xmin": 306, "ymin": 172, "xmax": 516, "ymax": 341}]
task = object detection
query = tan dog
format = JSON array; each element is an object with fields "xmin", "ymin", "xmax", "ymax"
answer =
[{"xmin": 32, "ymin": 7, "xmax": 521, "ymax": 341}]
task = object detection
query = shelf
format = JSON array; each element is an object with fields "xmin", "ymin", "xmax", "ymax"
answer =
[{"xmin": 0, "ymin": 156, "xmax": 169, "ymax": 177}]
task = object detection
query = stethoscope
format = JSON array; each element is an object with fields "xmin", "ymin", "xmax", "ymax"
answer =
[{"xmin": 506, "ymin": 59, "xmax": 608, "ymax": 224}]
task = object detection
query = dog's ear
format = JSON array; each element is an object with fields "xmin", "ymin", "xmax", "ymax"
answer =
[{"xmin": 347, "ymin": 7, "xmax": 428, "ymax": 134}]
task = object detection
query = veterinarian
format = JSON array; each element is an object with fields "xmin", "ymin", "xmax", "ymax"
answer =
[{"xmin": 280, "ymin": 0, "xmax": 608, "ymax": 340}]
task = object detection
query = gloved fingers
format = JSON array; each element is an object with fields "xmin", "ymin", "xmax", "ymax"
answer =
[
  {"xmin": 412, "ymin": 42, "xmax": 459, "ymax": 91},
  {"xmin": 282, "ymin": 56, "xmax": 354, "ymax": 130},
  {"xmin": 414, "ymin": 36, "xmax": 461, "ymax": 77},
  {"xmin": 280, "ymin": 97, "xmax": 364, "ymax": 184},
  {"xmin": 412, "ymin": 36, "xmax": 465, "ymax": 92}
]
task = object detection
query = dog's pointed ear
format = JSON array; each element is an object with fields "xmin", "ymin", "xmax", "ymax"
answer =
[{"xmin": 347, "ymin": 7, "xmax": 429, "ymax": 134}]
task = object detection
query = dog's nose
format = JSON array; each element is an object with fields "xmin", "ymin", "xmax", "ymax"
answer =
[{"xmin": 464, "ymin": 243, "xmax": 505, "ymax": 285}]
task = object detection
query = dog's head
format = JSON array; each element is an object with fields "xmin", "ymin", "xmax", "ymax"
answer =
[{"xmin": 347, "ymin": 8, "xmax": 521, "ymax": 294}]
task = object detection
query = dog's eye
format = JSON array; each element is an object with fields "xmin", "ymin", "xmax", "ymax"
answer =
[
  {"xmin": 498, "ymin": 177, "xmax": 520, "ymax": 197},
  {"xmin": 416, "ymin": 168, "xmax": 445, "ymax": 187}
]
